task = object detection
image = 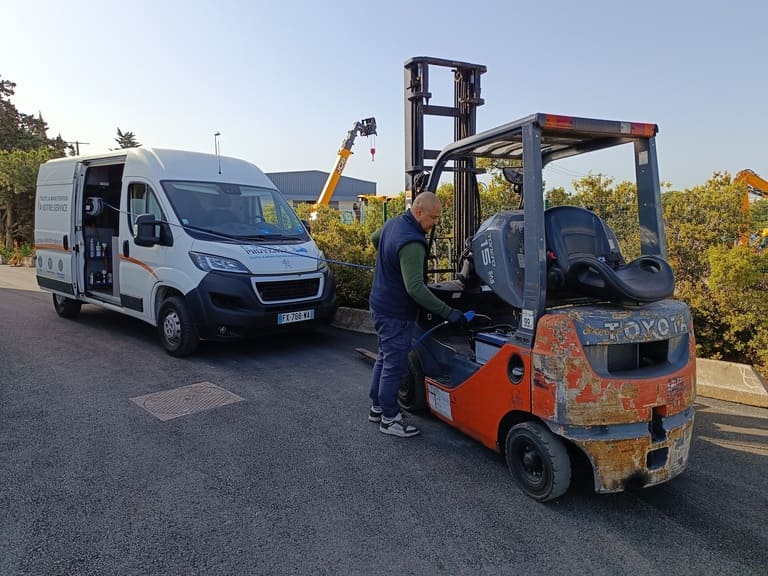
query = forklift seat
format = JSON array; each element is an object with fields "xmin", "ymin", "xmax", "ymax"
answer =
[{"xmin": 545, "ymin": 205, "xmax": 675, "ymax": 303}]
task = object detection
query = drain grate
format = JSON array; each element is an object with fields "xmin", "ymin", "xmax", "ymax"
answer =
[{"xmin": 130, "ymin": 382, "xmax": 244, "ymax": 421}]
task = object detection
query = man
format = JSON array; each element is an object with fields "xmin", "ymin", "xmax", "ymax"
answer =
[{"xmin": 368, "ymin": 191, "xmax": 467, "ymax": 438}]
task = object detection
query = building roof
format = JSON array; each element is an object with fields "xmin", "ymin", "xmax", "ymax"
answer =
[{"xmin": 266, "ymin": 170, "xmax": 376, "ymax": 202}]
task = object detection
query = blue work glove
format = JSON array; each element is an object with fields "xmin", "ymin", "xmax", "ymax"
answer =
[{"xmin": 446, "ymin": 308, "xmax": 469, "ymax": 328}]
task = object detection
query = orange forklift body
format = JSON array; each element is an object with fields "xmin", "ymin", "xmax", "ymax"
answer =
[
  {"xmin": 397, "ymin": 57, "xmax": 695, "ymax": 501},
  {"xmin": 422, "ymin": 301, "xmax": 695, "ymax": 494}
]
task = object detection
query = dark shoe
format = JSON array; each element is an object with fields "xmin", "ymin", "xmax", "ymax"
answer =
[
  {"xmin": 379, "ymin": 412, "xmax": 420, "ymax": 438},
  {"xmin": 368, "ymin": 405, "xmax": 383, "ymax": 422}
]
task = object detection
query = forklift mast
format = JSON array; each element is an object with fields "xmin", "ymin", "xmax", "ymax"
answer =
[{"xmin": 404, "ymin": 57, "xmax": 486, "ymax": 272}]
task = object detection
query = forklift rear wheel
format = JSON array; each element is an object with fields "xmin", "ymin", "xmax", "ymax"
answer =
[
  {"xmin": 505, "ymin": 421, "xmax": 571, "ymax": 502},
  {"xmin": 52, "ymin": 294, "xmax": 82, "ymax": 318},
  {"xmin": 158, "ymin": 296, "xmax": 199, "ymax": 357},
  {"xmin": 398, "ymin": 351, "xmax": 426, "ymax": 412}
]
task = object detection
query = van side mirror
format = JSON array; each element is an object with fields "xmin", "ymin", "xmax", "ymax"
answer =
[{"xmin": 134, "ymin": 213, "xmax": 161, "ymax": 246}]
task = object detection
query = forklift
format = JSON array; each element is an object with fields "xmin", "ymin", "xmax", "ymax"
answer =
[{"xmin": 395, "ymin": 57, "xmax": 695, "ymax": 501}]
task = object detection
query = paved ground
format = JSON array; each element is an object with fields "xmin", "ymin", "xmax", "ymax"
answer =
[{"xmin": 1, "ymin": 264, "xmax": 767, "ymax": 575}]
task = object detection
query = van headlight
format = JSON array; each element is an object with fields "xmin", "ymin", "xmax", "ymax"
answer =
[
  {"xmin": 316, "ymin": 250, "xmax": 328, "ymax": 271},
  {"xmin": 189, "ymin": 252, "xmax": 250, "ymax": 273}
]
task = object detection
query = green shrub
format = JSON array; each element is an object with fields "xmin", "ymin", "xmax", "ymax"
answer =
[
  {"xmin": 296, "ymin": 204, "xmax": 377, "ymax": 309},
  {"xmin": 0, "ymin": 243, "xmax": 34, "ymax": 260}
]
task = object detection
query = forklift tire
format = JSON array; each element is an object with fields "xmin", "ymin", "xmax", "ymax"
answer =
[
  {"xmin": 505, "ymin": 421, "xmax": 571, "ymax": 502},
  {"xmin": 52, "ymin": 294, "xmax": 82, "ymax": 319},
  {"xmin": 398, "ymin": 351, "xmax": 426, "ymax": 412},
  {"xmin": 158, "ymin": 296, "xmax": 199, "ymax": 357}
]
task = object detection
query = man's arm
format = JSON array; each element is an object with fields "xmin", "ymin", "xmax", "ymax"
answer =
[
  {"xmin": 399, "ymin": 242, "xmax": 451, "ymax": 318},
  {"xmin": 371, "ymin": 226, "xmax": 382, "ymax": 249}
]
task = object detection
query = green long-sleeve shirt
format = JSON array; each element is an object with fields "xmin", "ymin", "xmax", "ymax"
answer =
[{"xmin": 371, "ymin": 227, "xmax": 451, "ymax": 319}]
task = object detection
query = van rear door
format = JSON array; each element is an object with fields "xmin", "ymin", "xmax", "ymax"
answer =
[{"xmin": 35, "ymin": 161, "xmax": 83, "ymax": 296}]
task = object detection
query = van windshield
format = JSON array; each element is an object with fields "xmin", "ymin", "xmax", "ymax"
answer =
[{"xmin": 162, "ymin": 181, "xmax": 309, "ymax": 242}]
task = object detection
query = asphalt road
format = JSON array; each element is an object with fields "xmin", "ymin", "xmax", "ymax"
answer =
[{"xmin": 1, "ymin": 279, "xmax": 767, "ymax": 575}]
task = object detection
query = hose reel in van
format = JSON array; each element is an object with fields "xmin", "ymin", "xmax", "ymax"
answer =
[{"xmin": 84, "ymin": 197, "xmax": 104, "ymax": 217}]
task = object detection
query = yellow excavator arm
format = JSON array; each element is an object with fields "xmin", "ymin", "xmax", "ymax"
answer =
[
  {"xmin": 316, "ymin": 118, "xmax": 376, "ymax": 206},
  {"xmin": 735, "ymin": 169, "xmax": 768, "ymax": 246},
  {"xmin": 735, "ymin": 169, "xmax": 768, "ymax": 201}
]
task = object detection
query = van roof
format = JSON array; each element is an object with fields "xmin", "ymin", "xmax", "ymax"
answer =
[{"xmin": 43, "ymin": 147, "xmax": 278, "ymax": 189}]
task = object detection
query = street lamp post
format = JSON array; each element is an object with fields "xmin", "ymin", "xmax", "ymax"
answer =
[{"xmin": 214, "ymin": 132, "xmax": 221, "ymax": 174}]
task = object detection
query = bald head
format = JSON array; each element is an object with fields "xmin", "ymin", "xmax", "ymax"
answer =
[{"xmin": 411, "ymin": 192, "xmax": 442, "ymax": 233}]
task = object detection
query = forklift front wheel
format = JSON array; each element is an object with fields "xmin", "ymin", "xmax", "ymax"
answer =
[
  {"xmin": 505, "ymin": 421, "xmax": 571, "ymax": 502},
  {"xmin": 158, "ymin": 296, "xmax": 199, "ymax": 357},
  {"xmin": 398, "ymin": 351, "xmax": 426, "ymax": 412}
]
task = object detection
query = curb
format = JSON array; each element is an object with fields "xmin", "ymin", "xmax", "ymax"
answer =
[
  {"xmin": 330, "ymin": 307, "xmax": 375, "ymax": 334},
  {"xmin": 696, "ymin": 358, "xmax": 768, "ymax": 408}
]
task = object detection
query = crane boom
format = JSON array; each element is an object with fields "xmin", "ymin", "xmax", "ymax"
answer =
[{"xmin": 316, "ymin": 118, "xmax": 376, "ymax": 206}]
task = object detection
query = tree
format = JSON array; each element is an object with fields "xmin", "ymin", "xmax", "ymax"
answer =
[
  {"xmin": 662, "ymin": 172, "xmax": 743, "ymax": 287},
  {"xmin": 545, "ymin": 186, "xmax": 569, "ymax": 208},
  {"xmin": 0, "ymin": 148, "xmax": 60, "ymax": 248},
  {"xmin": 661, "ymin": 172, "xmax": 768, "ymax": 374},
  {"xmin": 544, "ymin": 173, "xmax": 641, "ymax": 258},
  {"xmin": 294, "ymin": 203, "xmax": 377, "ymax": 308},
  {"xmin": 0, "ymin": 76, "xmax": 67, "ymax": 249},
  {"xmin": 115, "ymin": 128, "xmax": 140, "ymax": 148},
  {"xmin": 704, "ymin": 245, "xmax": 768, "ymax": 370},
  {"xmin": 476, "ymin": 158, "xmax": 522, "ymax": 219},
  {"xmin": 1, "ymin": 79, "xmax": 45, "ymax": 151}
]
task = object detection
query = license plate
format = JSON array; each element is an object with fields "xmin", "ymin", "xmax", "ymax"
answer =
[{"xmin": 278, "ymin": 309, "xmax": 314, "ymax": 325}]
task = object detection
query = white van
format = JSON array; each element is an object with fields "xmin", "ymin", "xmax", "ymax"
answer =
[{"xmin": 34, "ymin": 147, "xmax": 336, "ymax": 356}]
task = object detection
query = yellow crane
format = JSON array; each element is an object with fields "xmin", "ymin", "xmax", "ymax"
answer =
[{"xmin": 316, "ymin": 118, "xmax": 377, "ymax": 207}]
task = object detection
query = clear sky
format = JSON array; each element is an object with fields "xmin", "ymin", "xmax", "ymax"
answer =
[{"xmin": 4, "ymin": 0, "xmax": 766, "ymax": 196}]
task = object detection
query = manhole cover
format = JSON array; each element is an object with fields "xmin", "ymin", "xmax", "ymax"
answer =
[{"xmin": 130, "ymin": 382, "xmax": 244, "ymax": 421}]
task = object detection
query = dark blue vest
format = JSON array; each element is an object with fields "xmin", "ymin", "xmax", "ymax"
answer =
[{"xmin": 369, "ymin": 211, "xmax": 427, "ymax": 319}]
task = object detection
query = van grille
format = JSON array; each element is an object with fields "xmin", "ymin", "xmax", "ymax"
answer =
[{"xmin": 255, "ymin": 278, "xmax": 321, "ymax": 302}]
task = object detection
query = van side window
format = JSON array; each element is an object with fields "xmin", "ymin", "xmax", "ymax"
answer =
[{"xmin": 128, "ymin": 183, "xmax": 166, "ymax": 234}]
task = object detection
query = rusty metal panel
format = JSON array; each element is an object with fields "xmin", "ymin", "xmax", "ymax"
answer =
[
  {"xmin": 532, "ymin": 306, "xmax": 696, "ymax": 427},
  {"xmin": 530, "ymin": 301, "xmax": 696, "ymax": 492},
  {"xmin": 570, "ymin": 411, "xmax": 694, "ymax": 492}
]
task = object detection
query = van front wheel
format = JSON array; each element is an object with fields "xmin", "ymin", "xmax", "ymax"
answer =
[
  {"xmin": 158, "ymin": 296, "xmax": 199, "ymax": 357},
  {"xmin": 52, "ymin": 294, "xmax": 81, "ymax": 318}
]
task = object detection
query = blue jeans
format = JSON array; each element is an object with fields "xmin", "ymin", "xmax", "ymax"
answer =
[{"xmin": 368, "ymin": 312, "xmax": 415, "ymax": 418}]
